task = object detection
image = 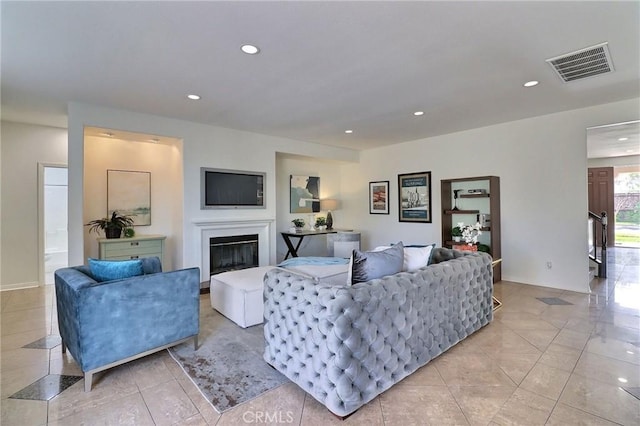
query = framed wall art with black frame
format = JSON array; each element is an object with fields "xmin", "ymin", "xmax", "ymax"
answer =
[
  {"xmin": 398, "ymin": 171, "xmax": 432, "ymax": 223},
  {"xmin": 369, "ymin": 181, "xmax": 390, "ymax": 214}
]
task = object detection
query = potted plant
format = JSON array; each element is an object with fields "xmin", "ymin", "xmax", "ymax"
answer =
[
  {"xmin": 315, "ymin": 216, "xmax": 327, "ymax": 230},
  {"xmin": 86, "ymin": 211, "xmax": 134, "ymax": 239},
  {"xmin": 291, "ymin": 218, "xmax": 305, "ymax": 232},
  {"xmin": 451, "ymin": 225, "xmax": 463, "ymax": 242}
]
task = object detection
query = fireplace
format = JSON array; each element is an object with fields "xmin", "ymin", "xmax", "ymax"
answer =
[
  {"xmin": 194, "ymin": 218, "xmax": 273, "ymax": 284},
  {"xmin": 210, "ymin": 234, "xmax": 259, "ymax": 275}
]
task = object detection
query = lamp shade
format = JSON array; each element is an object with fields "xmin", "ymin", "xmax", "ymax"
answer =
[{"xmin": 320, "ymin": 199, "xmax": 339, "ymax": 211}]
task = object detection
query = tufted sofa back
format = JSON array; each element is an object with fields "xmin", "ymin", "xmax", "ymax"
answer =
[{"xmin": 263, "ymin": 249, "xmax": 493, "ymax": 417}]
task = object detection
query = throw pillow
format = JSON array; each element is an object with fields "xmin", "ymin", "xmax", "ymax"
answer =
[
  {"xmin": 373, "ymin": 243, "xmax": 435, "ymax": 271},
  {"xmin": 88, "ymin": 258, "xmax": 144, "ymax": 282},
  {"xmin": 349, "ymin": 242, "xmax": 404, "ymax": 284}
]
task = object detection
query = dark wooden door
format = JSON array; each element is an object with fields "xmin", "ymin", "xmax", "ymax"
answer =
[{"xmin": 588, "ymin": 167, "xmax": 614, "ymax": 247}]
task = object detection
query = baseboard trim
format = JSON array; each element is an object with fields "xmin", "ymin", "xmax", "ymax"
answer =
[{"xmin": 1, "ymin": 281, "xmax": 41, "ymax": 292}]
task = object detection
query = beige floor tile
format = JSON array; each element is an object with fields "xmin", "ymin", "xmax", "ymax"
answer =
[
  {"xmin": 475, "ymin": 327, "xmax": 542, "ymax": 356},
  {"xmin": 496, "ymin": 311, "xmax": 559, "ymax": 331},
  {"xmin": 519, "ymin": 363, "xmax": 571, "ymax": 400},
  {"xmin": 546, "ymin": 403, "xmax": 619, "ymax": 425},
  {"xmin": 490, "ymin": 352, "xmax": 540, "ymax": 385},
  {"xmin": 0, "ymin": 363, "xmax": 50, "ymax": 399},
  {"xmin": 1, "ymin": 286, "xmax": 53, "ymax": 312},
  {"xmin": 0, "ymin": 346, "xmax": 51, "ymax": 373},
  {"xmin": 537, "ymin": 342, "xmax": 582, "ymax": 372},
  {"xmin": 128, "ymin": 351, "xmax": 175, "ymax": 390},
  {"xmin": 216, "ymin": 382, "xmax": 305, "ymax": 426},
  {"xmin": 301, "ymin": 394, "xmax": 384, "ymax": 425},
  {"xmin": 396, "ymin": 362, "xmax": 445, "ymax": 387},
  {"xmin": 584, "ymin": 334, "xmax": 640, "ymax": 365},
  {"xmin": 591, "ymin": 321, "xmax": 640, "ymax": 343},
  {"xmin": 573, "ymin": 351, "xmax": 640, "ymax": 387},
  {"xmin": 140, "ymin": 379, "xmax": 199, "ymax": 426},
  {"xmin": 599, "ymin": 310, "xmax": 640, "ymax": 330},
  {"xmin": 561, "ymin": 316, "xmax": 598, "ymax": 334},
  {"xmin": 559, "ymin": 373, "xmax": 640, "ymax": 425},
  {"xmin": 498, "ymin": 295, "xmax": 548, "ymax": 315},
  {"xmin": 48, "ymin": 392, "xmax": 155, "ymax": 426},
  {"xmin": 434, "ymin": 353, "xmax": 516, "ymax": 387},
  {"xmin": 0, "ymin": 397, "xmax": 48, "ymax": 426},
  {"xmin": 1, "ymin": 307, "xmax": 52, "ymax": 336},
  {"xmin": 449, "ymin": 385, "xmax": 515, "ymax": 426},
  {"xmin": 0, "ymin": 329, "xmax": 50, "ymax": 352},
  {"xmin": 48, "ymin": 363, "xmax": 139, "ymax": 422},
  {"xmin": 380, "ymin": 385, "xmax": 469, "ymax": 425},
  {"xmin": 48, "ymin": 349, "xmax": 83, "ymax": 376},
  {"xmin": 490, "ymin": 388, "xmax": 555, "ymax": 425},
  {"xmin": 510, "ymin": 329, "xmax": 559, "ymax": 351},
  {"xmin": 551, "ymin": 328, "xmax": 591, "ymax": 350}
]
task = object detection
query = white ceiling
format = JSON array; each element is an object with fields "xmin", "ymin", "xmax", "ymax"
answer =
[{"xmin": 2, "ymin": 1, "xmax": 639, "ymax": 153}]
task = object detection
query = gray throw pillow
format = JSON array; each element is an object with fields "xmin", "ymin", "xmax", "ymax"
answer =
[{"xmin": 350, "ymin": 242, "xmax": 404, "ymax": 284}]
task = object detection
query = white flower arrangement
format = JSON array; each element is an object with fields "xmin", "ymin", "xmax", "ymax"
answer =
[{"xmin": 457, "ymin": 222, "xmax": 483, "ymax": 245}]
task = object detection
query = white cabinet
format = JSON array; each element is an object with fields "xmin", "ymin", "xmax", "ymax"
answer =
[
  {"xmin": 98, "ymin": 234, "xmax": 166, "ymax": 270},
  {"xmin": 327, "ymin": 231, "xmax": 361, "ymax": 258}
]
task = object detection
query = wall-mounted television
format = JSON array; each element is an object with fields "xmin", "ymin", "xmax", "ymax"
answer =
[{"xmin": 201, "ymin": 168, "xmax": 265, "ymax": 209}]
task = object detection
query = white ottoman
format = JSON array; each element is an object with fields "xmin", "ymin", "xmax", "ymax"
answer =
[{"xmin": 209, "ymin": 266, "xmax": 274, "ymax": 328}]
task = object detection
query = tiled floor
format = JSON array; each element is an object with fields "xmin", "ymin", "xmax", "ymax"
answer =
[{"xmin": 1, "ymin": 248, "xmax": 639, "ymax": 425}]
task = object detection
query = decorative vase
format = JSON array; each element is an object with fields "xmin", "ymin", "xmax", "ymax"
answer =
[
  {"xmin": 326, "ymin": 211, "xmax": 333, "ymax": 230},
  {"xmin": 453, "ymin": 236, "xmax": 462, "ymax": 242}
]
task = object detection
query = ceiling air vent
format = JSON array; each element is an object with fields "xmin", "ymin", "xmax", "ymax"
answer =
[{"xmin": 546, "ymin": 42, "xmax": 614, "ymax": 83}]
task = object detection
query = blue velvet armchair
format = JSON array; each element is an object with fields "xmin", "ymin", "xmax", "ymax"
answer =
[{"xmin": 54, "ymin": 257, "xmax": 200, "ymax": 391}]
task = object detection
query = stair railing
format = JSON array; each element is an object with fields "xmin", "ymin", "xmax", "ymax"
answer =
[{"xmin": 588, "ymin": 211, "xmax": 607, "ymax": 278}]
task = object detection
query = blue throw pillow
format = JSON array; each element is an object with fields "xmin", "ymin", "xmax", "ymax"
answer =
[
  {"xmin": 88, "ymin": 258, "xmax": 144, "ymax": 282},
  {"xmin": 349, "ymin": 242, "xmax": 404, "ymax": 284}
]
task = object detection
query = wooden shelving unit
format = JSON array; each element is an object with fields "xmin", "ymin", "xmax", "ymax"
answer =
[{"xmin": 441, "ymin": 176, "xmax": 501, "ymax": 282}]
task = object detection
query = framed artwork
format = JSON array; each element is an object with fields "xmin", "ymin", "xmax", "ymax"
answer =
[
  {"xmin": 369, "ymin": 181, "xmax": 390, "ymax": 214},
  {"xmin": 398, "ymin": 171, "xmax": 432, "ymax": 223},
  {"xmin": 107, "ymin": 170, "xmax": 151, "ymax": 226},
  {"xmin": 290, "ymin": 175, "xmax": 320, "ymax": 213}
]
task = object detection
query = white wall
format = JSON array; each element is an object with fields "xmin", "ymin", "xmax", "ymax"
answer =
[
  {"xmin": 340, "ymin": 98, "xmax": 640, "ymax": 293},
  {"xmin": 67, "ymin": 103, "xmax": 359, "ymax": 274},
  {"xmin": 83, "ymin": 135, "xmax": 183, "ymax": 270},
  {"xmin": 1, "ymin": 121, "xmax": 68, "ymax": 290},
  {"xmin": 275, "ymin": 154, "xmax": 347, "ymax": 261}
]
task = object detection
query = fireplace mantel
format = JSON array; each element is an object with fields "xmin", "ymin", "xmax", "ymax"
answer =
[{"xmin": 193, "ymin": 218, "xmax": 274, "ymax": 282}]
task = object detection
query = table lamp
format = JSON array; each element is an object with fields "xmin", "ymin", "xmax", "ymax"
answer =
[{"xmin": 321, "ymin": 199, "xmax": 339, "ymax": 230}]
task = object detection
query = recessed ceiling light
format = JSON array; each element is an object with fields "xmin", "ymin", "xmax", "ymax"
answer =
[
  {"xmin": 618, "ymin": 137, "xmax": 629, "ymax": 141},
  {"xmin": 150, "ymin": 138, "xmax": 160, "ymax": 143},
  {"xmin": 345, "ymin": 130, "xmax": 353, "ymax": 134},
  {"xmin": 187, "ymin": 94, "xmax": 201, "ymax": 100},
  {"xmin": 241, "ymin": 44, "xmax": 260, "ymax": 55},
  {"xmin": 618, "ymin": 377, "xmax": 628, "ymax": 383},
  {"xmin": 524, "ymin": 80, "xmax": 539, "ymax": 87},
  {"xmin": 101, "ymin": 132, "xmax": 114, "ymax": 137},
  {"xmin": 626, "ymin": 149, "xmax": 634, "ymax": 153},
  {"xmin": 414, "ymin": 111, "xmax": 425, "ymax": 116}
]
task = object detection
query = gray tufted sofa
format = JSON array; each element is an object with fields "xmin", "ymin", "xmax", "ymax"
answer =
[{"xmin": 263, "ymin": 247, "xmax": 493, "ymax": 417}]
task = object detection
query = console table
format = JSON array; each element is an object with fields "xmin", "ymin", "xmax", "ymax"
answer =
[{"xmin": 281, "ymin": 229, "xmax": 359, "ymax": 259}]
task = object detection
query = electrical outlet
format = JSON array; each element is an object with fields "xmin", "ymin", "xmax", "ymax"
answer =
[{"xmin": 546, "ymin": 261, "xmax": 553, "ymax": 269}]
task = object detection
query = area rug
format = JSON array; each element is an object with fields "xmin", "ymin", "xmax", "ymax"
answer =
[{"xmin": 168, "ymin": 309, "xmax": 288, "ymax": 413}]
